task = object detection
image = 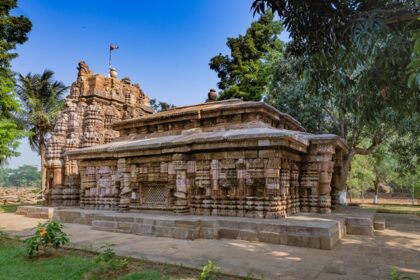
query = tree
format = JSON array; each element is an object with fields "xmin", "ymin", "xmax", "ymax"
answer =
[
  {"xmin": 0, "ymin": 0, "xmax": 32, "ymax": 164},
  {"xmin": 0, "ymin": 75, "xmax": 26, "ymax": 163},
  {"xmin": 259, "ymin": 1, "xmax": 419, "ymax": 196},
  {"xmin": 0, "ymin": 165, "xmax": 41, "ymax": 188},
  {"xmin": 149, "ymin": 98, "xmax": 176, "ymax": 112},
  {"xmin": 265, "ymin": 54, "xmax": 326, "ymax": 133},
  {"xmin": 209, "ymin": 12, "xmax": 283, "ymax": 101},
  {"xmin": 251, "ymin": 0, "xmax": 419, "ymax": 58},
  {"xmin": 15, "ymin": 70, "xmax": 67, "ymax": 193},
  {"xmin": 347, "ymin": 154, "xmax": 375, "ymax": 200},
  {"xmin": 407, "ymin": 19, "xmax": 420, "ymax": 89}
]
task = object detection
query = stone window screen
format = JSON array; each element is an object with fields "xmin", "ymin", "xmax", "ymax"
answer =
[{"xmin": 141, "ymin": 185, "xmax": 168, "ymax": 206}]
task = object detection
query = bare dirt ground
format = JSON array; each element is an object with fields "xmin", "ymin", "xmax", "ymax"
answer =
[{"xmin": 349, "ymin": 193, "xmax": 419, "ymax": 205}]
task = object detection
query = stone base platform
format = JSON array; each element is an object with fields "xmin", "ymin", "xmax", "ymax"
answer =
[{"xmin": 15, "ymin": 206, "xmax": 377, "ymax": 250}]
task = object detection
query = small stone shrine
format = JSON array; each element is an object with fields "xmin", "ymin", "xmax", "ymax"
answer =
[{"xmin": 46, "ymin": 62, "xmax": 348, "ymax": 218}]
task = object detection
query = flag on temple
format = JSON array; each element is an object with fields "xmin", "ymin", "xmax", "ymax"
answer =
[{"xmin": 110, "ymin": 44, "xmax": 119, "ymax": 51}]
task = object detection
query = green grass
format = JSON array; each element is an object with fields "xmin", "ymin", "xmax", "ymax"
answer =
[
  {"xmin": 0, "ymin": 242, "xmax": 177, "ymax": 280},
  {"xmin": 0, "ymin": 243, "xmax": 99, "ymax": 280},
  {"xmin": 361, "ymin": 204, "xmax": 420, "ymax": 215},
  {"xmin": 0, "ymin": 240, "xmax": 242, "ymax": 280},
  {"xmin": 116, "ymin": 271, "xmax": 168, "ymax": 280},
  {"xmin": 0, "ymin": 204, "xmax": 18, "ymax": 213}
]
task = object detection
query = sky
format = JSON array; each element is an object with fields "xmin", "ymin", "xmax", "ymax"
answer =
[{"xmin": 8, "ymin": 0, "xmax": 289, "ymax": 169}]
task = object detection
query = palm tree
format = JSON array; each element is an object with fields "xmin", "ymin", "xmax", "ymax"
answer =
[{"xmin": 16, "ymin": 70, "xmax": 68, "ymax": 193}]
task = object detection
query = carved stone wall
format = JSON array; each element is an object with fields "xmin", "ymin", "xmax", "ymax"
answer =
[
  {"xmin": 53, "ymin": 74, "xmax": 347, "ymax": 217},
  {"xmin": 75, "ymin": 148, "xmax": 311, "ymax": 218},
  {"xmin": 45, "ymin": 62, "xmax": 152, "ymax": 205}
]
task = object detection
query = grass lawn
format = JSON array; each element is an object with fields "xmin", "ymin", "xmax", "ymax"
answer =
[
  {"xmin": 0, "ymin": 239, "xmax": 241, "ymax": 280},
  {"xmin": 361, "ymin": 204, "xmax": 420, "ymax": 215},
  {"xmin": 0, "ymin": 204, "xmax": 18, "ymax": 213}
]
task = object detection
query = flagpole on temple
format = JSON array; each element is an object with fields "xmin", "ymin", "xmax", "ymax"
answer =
[
  {"xmin": 108, "ymin": 43, "xmax": 119, "ymax": 75},
  {"xmin": 108, "ymin": 45, "xmax": 112, "ymax": 69}
]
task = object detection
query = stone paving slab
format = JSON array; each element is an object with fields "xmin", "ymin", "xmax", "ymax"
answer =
[{"xmin": 1, "ymin": 212, "xmax": 419, "ymax": 279}]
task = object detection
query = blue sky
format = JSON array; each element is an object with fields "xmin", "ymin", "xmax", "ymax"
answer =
[{"xmin": 8, "ymin": 0, "xmax": 288, "ymax": 169}]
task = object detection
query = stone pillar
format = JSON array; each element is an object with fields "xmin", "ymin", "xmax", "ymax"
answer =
[
  {"xmin": 280, "ymin": 159, "xmax": 291, "ymax": 216},
  {"xmin": 173, "ymin": 154, "xmax": 189, "ymax": 213},
  {"xmin": 118, "ymin": 158, "xmax": 131, "ymax": 211},
  {"xmin": 300, "ymin": 151, "xmax": 319, "ymax": 213},
  {"xmin": 265, "ymin": 158, "xmax": 280, "ymax": 196},
  {"xmin": 265, "ymin": 158, "xmax": 280, "ymax": 218},
  {"xmin": 290, "ymin": 161, "xmax": 300, "ymax": 214},
  {"xmin": 78, "ymin": 166, "xmax": 86, "ymax": 208},
  {"xmin": 236, "ymin": 159, "xmax": 246, "ymax": 198},
  {"xmin": 187, "ymin": 160, "xmax": 196, "ymax": 215},
  {"xmin": 210, "ymin": 159, "xmax": 220, "ymax": 197},
  {"xmin": 316, "ymin": 144, "xmax": 336, "ymax": 214}
]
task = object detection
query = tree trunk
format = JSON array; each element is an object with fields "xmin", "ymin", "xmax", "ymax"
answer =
[
  {"xmin": 338, "ymin": 149, "xmax": 355, "ymax": 205},
  {"xmin": 373, "ymin": 172, "xmax": 380, "ymax": 204},
  {"xmin": 412, "ymin": 176, "xmax": 416, "ymax": 206},
  {"xmin": 40, "ymin": 141, "xmax": 47, "ymax": 197}
]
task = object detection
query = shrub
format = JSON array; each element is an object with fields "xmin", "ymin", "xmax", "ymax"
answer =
[
  {"xmin": 95, "ymin": 243, "xmax": 128, "ymax": 271},
  {"xmin": 200, "ymin": 260, "xmax": 219, "ymax": 280},
  {"xmin": 390, "ymin": 267, "xmax": 413, "ymax": 280},
  {"xmin": 25, "ymin": 220, "xmax": 69, "ymax": 256},
  {"xmin": 84, "ymin": 243, "xmax": 128, "ymax": 279}
]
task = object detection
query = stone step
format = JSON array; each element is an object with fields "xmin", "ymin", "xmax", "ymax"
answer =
[
  {"xmin": 373, "ymin": 218, "xmax": 386, "ymax": 230},
  {"xmin": 16, "ymin": 205, "xmax": 54, "ymax": 219},
  {"xmin": 15, "ymin": 206, "xmax": 377, "ymax": 250},
  {"xmin": 90, "ymin": 215, "xmax": 340, "ymax": 250},
  {"xmin": 50, "ymin": 208, "xmax": 341, "ymax": 250}
]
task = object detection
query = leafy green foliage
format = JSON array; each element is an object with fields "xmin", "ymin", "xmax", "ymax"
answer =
[
  {"xmin": 0, "ymin": 0, "xmax": 32, "ymax": 163},
  {"xmin": 200, "ymin": 260, "xmax": 219, "ymax": 280},
  {"xmin": 251, "ymin": 0, "xmax": 419, "ymax": 58},
  {"xmin": 390, "ymin": 267, "xmax": 413, "ymax": 280},
  {"xmin": 16, "ymin": 70, "xmax": 68, "ymax": 154},
  {"xmin": 16, "ymin": 70, "xmax": 68, "ymax": 191},
  {"xmin": 210, "ymin": 12, "xmax": 282, "ymax": 101},
  {"xmin": 25, "ymin": 220, "xmax": 70, "ymax": 256},
  {"xmin": 347, "ymin": 155, "xmax": 375, "ymax": 198},
  {"xmin": 149, "ymin": 98, "xmax": 175, "ymax": 112},
  {"xmin": 85, "ymin": 243, "xmax": 129, "ymax": 280},
  {"xmin": 265, "ymin": 55, "xmax": 326, "ymax": 133},
  {"xmin": 348, "ymin": 140, "xmax": 419, "ymax": 199},
  {"xmin": 263, "ymin": 2, "xmax": 419, "ymax": 191},
  {"xmin": 0, "ymin": 73, "xmax": 26, "ymax": 163},
  {"xmin": 0, "ymin": 165, "xmax": 41, "ymax": 188},
  {"xmin": 0, "ymin": 0, "xmax": 32, "ymax": 71},
  {"xmin": 95, "ymin": 243, "xmax": 118, "ymax": 263},
  {"xmin": 407, "ymin": 18, "xmax": 420, "ymax": 89}
]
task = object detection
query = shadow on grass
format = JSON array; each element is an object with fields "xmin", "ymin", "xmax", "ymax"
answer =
[
  {"xmin": 0, "ymin": 239, "xmax": 243, "ymax": 280},
  {"xmin": 0, "ymin": 204, "xmax": 18, "ymax": 213},
  {"xmin": 361, "ymin": 204, "xmax": 420, "ymax": 215}
]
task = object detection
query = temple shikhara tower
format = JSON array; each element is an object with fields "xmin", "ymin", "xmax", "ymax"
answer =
[
  {"xmin": 45, "ymin": 61, "xmax": 152, "ymax": 205},
  {"xmin": 46, "ymin": 61, "xmax": 348, "ymax": 217}
]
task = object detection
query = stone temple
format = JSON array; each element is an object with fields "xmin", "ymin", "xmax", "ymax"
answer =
[{"xmin": 46, "ymin": 62, "xmax": 348, "ymax": 218}]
